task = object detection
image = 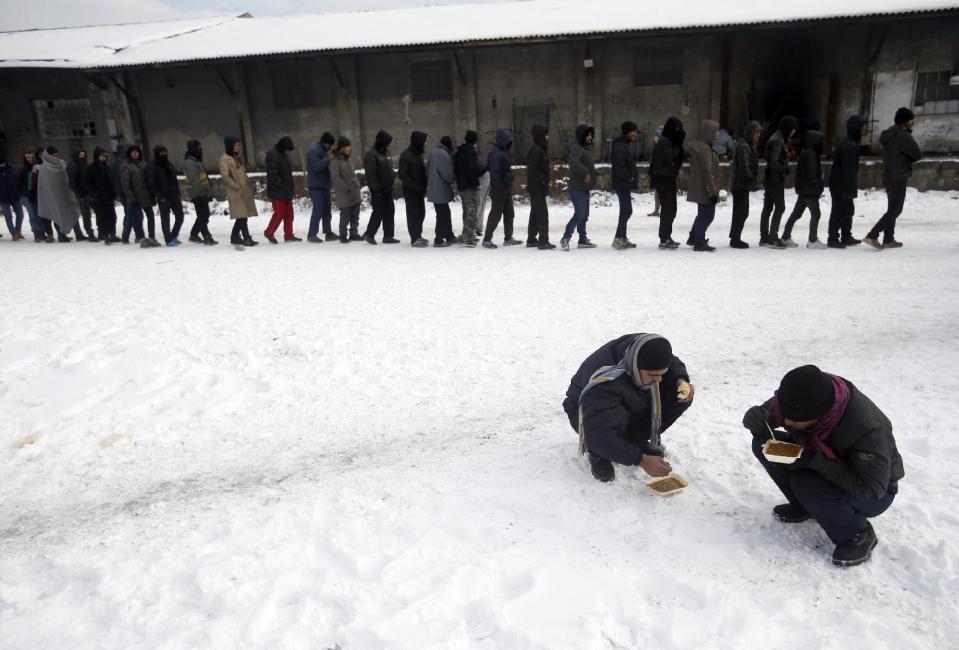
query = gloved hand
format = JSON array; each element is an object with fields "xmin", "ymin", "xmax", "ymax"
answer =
[
  {"xmin": 782, "ymin": 448, "xmax": 819, "ymax": 471},
  {"xmin": 742, "ymin": 405, "xmax": 771, "ymax": 438}
]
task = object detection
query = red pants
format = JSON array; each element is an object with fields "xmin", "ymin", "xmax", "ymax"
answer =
[{"xmin": 265, "ymin": 200, "xmax": 295, "ymax": 239}]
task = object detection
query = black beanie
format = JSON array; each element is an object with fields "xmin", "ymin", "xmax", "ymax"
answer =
[
  {"xmin": 638, "ymin": 337, "xmax": 673, "ymax": 370},
  {"xmin": 465, "ymin": 130, "xmax": 478, "ymax": 145},
  {"xmin": 778, "ymin": 365, "xmax": 834, "ymax": 421},
  {"xmin": 779, "ymin": 115, "xmax": 798, "ymax": 137},
  {"xmin": 336, "ymin": 136, "xmax": 351, "ymax": 150},
  {"xmin": 440, "ymin": 136, "xmax": 453, "ymax": 150},
  {"xmin": 320, "ymin": 132, "xmax": 335, "ymax": 146},
  {"xmin": 895, "ymin": 107, "xmax": 915, "ymax": 125}
]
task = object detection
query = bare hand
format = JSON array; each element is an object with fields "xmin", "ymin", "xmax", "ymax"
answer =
[
  {"xmin": 676, "ymin": 379, "xmax": 694, "ymax": 403},
  {"xmin": 640, "ymin": 455, "xmax": 672, "ymax": 478},
  {"xmin": 585, "ymin": 174, "xmax": 592, "ymax": 184}
]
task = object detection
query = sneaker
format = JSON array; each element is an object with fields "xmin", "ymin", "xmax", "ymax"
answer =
[
  {"xmin": 139, "ymin": 239, "xmax": 152, "ymax": 249},
  {"xmin": 189, "ymin": 235, "xmax": 204, "ymax": 244},
  {"xmin": 781, "ymin": 237, "xmax": 799, "ymax": 248},
  {"xmin": 807, "ymin": 240, "xmax": 828, "ymax": 250},
  {"xmin": 307, "ymin": 235, "xmax": 324, "ymax": 243},
  {"xmin": 588, "ymin": 452, "xmax": 615, "ymax": 483},
  {"xmin": 773, "ymin": 503, "xmax": 811, "ymax": 523},
  {"xmin": 58, "ymin": 235, "xmax": 73, "ymax": 243},
  {"xmin": 324, "ymin": 233, "xmax": 339, "ymax": 242},
  {"xmin": 577, "ymin": 238, "xmax": 597, "ymax": 249},
  {"xmin": 658, "ymin": 241, "xmax": 673, "ymax": 250},
  {"xmin": 863, "ymin": 236, "xmax": 882, "ymax": 250},
  {"xmin": 882, "ymin": 240, "xmax": 903, "ymax": 249},
  {"xmin": 243, "ymin": 238, "xmax": 259, "ymax": 247},
  {"xmin": 538, "ymin": 242, "xmax": 556, "ymax": 250},
  {"xmin": 363, "ymin": 234, "xmax": 377, "ymax": 245},
  {"xmin": 526, "ymin": 240, "xmax": 539, "ymax": 248},
  {"xmin": 349, "ymin": 233, "xmax": 363, "ymax": 242},
  {"xmin": 382, "ymin": 237, "xmax": 400, "ymax": 244},
  {"xmin": 560, "ymin": 237, "xmax": 570, "ymax": 251},
  {"xmin": 693, "ymin": 241, "xmax": 716, "ymax": 252},
  {"xmin": 459, "ymin": 239, "xmax": 478, "ymax": 248},
  {"xmin": 203, "ymin": 237, "xmax": 219, "ymax": 246},
  {"xmin": 832, "ymin": 522, "xmax": 878, "ymax": 567},
  {"xmin": 169, "ymin": 237, "xmax": 181, "ymax": 246},
  {"xmin": 150, "ymin": 238, "xmax": 162, "ymax": 247},
  {"xmin": 730, "ymin": 240, "xmax": 749, "ymax": 249},
  {"xmin": 264, "ymin": 232, "xmax": 278, "ymax": 244},
  {"xmin": 623, "ymin": 238, "xmax": 638, "ymax": 249},
  {"xmin": 766, "ymin": 238, "xmax": 787, "ymax": 250},
  {"xmin": 412, "ymin": 238, "xmax": 429, "ymax": 248},
  {"xmin": 612, "ymin": 237, "xmax": 630, "ymax": 250},
  {"xmin": 647, "ymin": 210, "xmax": 660, "ymax": 217},
  {"xmin": 843, "ymin": 236, "xmax": 862, "ymax": 246},
  {"xmin": 230, "ymin": 237, "xmax": 244, "ymax": 246},
  {"xmin": 482, "ymin": 240, "xmax": 497, "ymax": 249},
  {"xmin": 285, "ymin": 235, "xmax": 303, "ymax": 242},
  {"xmin": 503, "ymin": 237, "xmax": 522, "ymax": 246},
  {"xmin": 827, "ymin": 240, "xmax": 846, "ymax": 249},
  {"xmin": 433, "ymin": 239, "xmax": 453, "ymax": 248}
]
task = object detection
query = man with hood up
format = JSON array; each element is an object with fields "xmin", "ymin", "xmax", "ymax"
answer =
[
  {"xmin": 729, "ymin": 120, "xmax": 761, "ymax": 248},
  {"xmin": 649, "ymin": 117, "xmax": 685, "ymax": 249},
  {"xmin": 264, "ymin": 135, "xmax": 300, "ymax": 243},
  {"xmin": 610, "ymin": 121, "xmax": 640, "ymax": 250},
  {"xmin": 525, "ymin": 123, "xmax": 553, "ymax": 250},
  {"xmin": 482, "ymin": 129, "xmax": 521, "ymax": 248},
  {"xmin": 399, "ymin": 130, "xmax": 429, "ymax": 247},
  {"xmin": 68, "ymin": 148, "xmax": 96, "ymax": 241},
  {"xmin": 182, "ymin": 139, "xmax": 216, "ymax": 245},
  {"xmin": 685, "ymin": 120, "xmax": 721, "ymax": 252},
  {"xmin": 85, "ymin": 147, "xmax": 120, "ymax": 244},
  {"xmin": 147, "ymin": 144, "xmax": 184, "ymax": 246},
  {"xmin": 307, "ymin": 132, "xmax": 337, "ymax": 243},
  {"xmin": 120, "ymin": 145, "xmax": 160, "ymax": 247},
  {"xmin": 561, "ymin": 124, "xmax": 598, "ymax": 250},
  {"xmin": 827, "ymin": 115, "xmax": 867, "ymax": 248},
  {"xmin": 782, "ymin": 131, "xmax": 827, "ymax": 248},
  {"xmin": 760, "ymin": 115, "xmax": 798, "ymax": 249},
  {"xmin": 454, "ymin": 130, "xmax": 486, "ymax": 247},
  {"xmin": 864, "ymin": 108, "xmax": 923, "ymax": 250},
  {"xmin": 37, "ymin": 147, "xmax": 82, "ymax": 241},
  {"xmin": 363, "ymin": 130, "xmax": 399, "ymax": 244},
  {"xmin": 563, "ymin": 334, "xmax": 695, "ymax": 483},
  {"xmin": 427, "ymin": 135, "xmax": 457, "ymax": 247}
]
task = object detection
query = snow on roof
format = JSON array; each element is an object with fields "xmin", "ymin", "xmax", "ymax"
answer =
[{"xmin": 1, "ymin": 0, "xmax": 957, "ymax": 70}]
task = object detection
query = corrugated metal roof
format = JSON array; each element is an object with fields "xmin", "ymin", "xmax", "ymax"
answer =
[{"xmin": 1, "ymin": 0, "xmax": 957, "ymax": 69}]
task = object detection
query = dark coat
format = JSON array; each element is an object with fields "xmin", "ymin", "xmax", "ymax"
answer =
[
  {"xmin": 828, "ymin": 115, "xmax": 865, "ymax": 199},
  {"xmin": 880, "ymin": 124, "xmax": 922, "ymax": 184},
  {"xmin": 426, "ymin": 143, "xmax": 455, "ymax": 204},
  {"xmin": 68, "ymin": 150, "xmax": 88, "ymax": 198},
  {"xmin": 525, "ymin": 124, "xmax": 550, "ymax": 195},
  {"xmin": 306, "ymin": 141, "xmax": 332, "ymax": 191},
  {"xmin": 398, "ymin": 131, "xmax": 428, "ymax": 194},
  {"xmin": 363, "ymin": 130, "xmax": 396, "ymax": 194},
  {"xmin": 265, "ymin": 138, "xmax": 295, "ymax": 201},
  {"xmin": 17, "ymin": 160, "xmax": 33, "ymax": 196},
  {"xmin": 610, "ymin": 135, "xmax": 638, "ymax": 191},
  {"xmin": 794, "ymin": 131, "xmax": 824, "ymax": 198},
  {"xmin": 454, "ymin": 141, "xmax": 484, "ymax": 192},
  {"xmin": 120, "ymin": 146, "xmax": 153, "ymax": 206},
  {"xmin": 731, "ymin": 121, "xmax": 761, "ymax": 192},
  {"xmin": 146, "ymin": 146, "xmax": 182, "ymax": 202},
  {"xmin": 562, "ymin": 334, "xmax": 691, "ymax": 466},
  {"xmin": 765, "ymin": 381, "xmax": 905, "ymax": 499},
  {"xmin": 649, "ymin": 117, "xmax": 685, "ymax": 190},
  {"xmin": 0, "ymin": 163, "xmax": 19, "ymax": 205},
  {"xmin": 685, "ymin": 120, "xmax": 720, "ymax": 205},
  {"xmin": 764, "ymin": 131, "xmax": 791, "ymax": 187},
  {"xmin": 487, "ymin": 129, "xmax": 514, "ymax": 191},
  {"xmin": 84, "ymin": 148, "xmax": 116, "ymax": 205},
  {"xmin": 568, "ymin": 125, "xmax": 596, "ymax": 191}
]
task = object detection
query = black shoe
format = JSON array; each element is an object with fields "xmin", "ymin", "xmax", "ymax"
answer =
[
  {"xmin": 538, "ymin": 242, "xmax": 556, "ymax": 250},
  {"xmin": 693, "ymin": 242, "xmax": 716, "ymax": 252},
  {"xmin": 58, "ymin": 235, "xmax": 73, "ymax": 243},
  {"xmin": 75, "ymin": 233, "xmax": 87, "ymax": 241},
  {"xmin": 382, "ymin": 237, "xmax": 400, "ymax": 244},
  {"xmin": 243, "ymin": 237, "xmax": 259, "ymax": 247},
  {"xmin": 230, "ymin": 237, "xmax": 244, "ymax": 246},
  {"xmin": 730, "ymin": 239, "xmax": 749, "ymax": 249},
  {"xmin": 339, "ymin": 235, "xmax": 349, "ymax": 243},
  {"xmin": 526, "ymin": 240, "xmax": 539, "ymax": 248},
  {"xmin": 832, "ymin": 523, "xmax": 878, "ymax": 567},
  {"xmin": 264, "ymin": 232, "xmax": 278, "ymax": 244},
  {"xmin": 433, "ymin": 239, "xmax": 452, "ymax": 248},
  {"xmin": 773, "ymin": 503, "xmax": 811, "ymax": 523},
  {"xmin": 843, "ymin": 236, "xmax": 862, "ymax": 246},
  {"xmin": 325, "ymin": 233, "xmax": 339, "ymax": 242},
  {"xmin": 686, "ymin": 233, "xmax": 694, "ymax": 246},
  {"xmin": 349, "ymin": 233, "xmax": 363, "ymax": 242},
  {"xmin": 189, "ymin": 235, "xmax": 204, "ymax": 244},
  {"xmin": 827, "ymin": 240, "xmax": 846, "ymax": 249},
  {"xmin": 588, "ymin": 452, "xmax": 615, "ymax": 482},
  {"xmin": 285, "ymin": 235, "xmax": 303, "ymax": 242},
  {"xmin": 363, "ymin": 234, "xmax": 377, "ymax": 245},
  {"xmin": 203, "ymin": 237, "xmax": 219, "ymax": 246},
  {"xmin": 307, "ymin": 235, "xmax": 324, "ymax": 243}
]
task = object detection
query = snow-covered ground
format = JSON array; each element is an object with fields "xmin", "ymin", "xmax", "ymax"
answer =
[{"xmin": 1, "ymin": 188, "xmax": 958, "ymax": 650}]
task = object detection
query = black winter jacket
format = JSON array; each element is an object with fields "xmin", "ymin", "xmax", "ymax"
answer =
[
  {"xmin": 265, "ymin": 140, "xmax": 295, "ymax": 201},
  {"xmin": 610, "ymin": 136, "xmax": 638, "ymax": 191},
  {"xmin": 84, "ymin": 149, "xmax": 116, "ymax": 204},
  {"xmin": 68, "ymin": 151, "xmax": 88, "ymax": 198},
  {"xmin": 828, "ymin": 115, "xmax": 865, "ymax": 199},
  {"xmin": 398, "ymin": 131, "xmax": 427, "ymax": 194},
  {"xmin": 794, "ymin": 131, "xmax": 824, "ymax": 199},
  {"xmin": 525, "ymin": 124, "xmax": 550, "ymax": 195},
  {"xmin": 562, "ymin": 334, "xmax": 691, "ymax": 466},
  {"xmin": 147, "ymin": 148, "xmax": 182, "ymax": 202},
  {"xmin": 764, "ymin": 131, "xmax": 791, "ymax": 187},
  {"xmin": 453, "ymin": 141, "xmax": 484, "ymax": 192},
  {"xmin": 731, "ymin": 121, "xmax": 761, "ymax": 192},
  {"xmin": 880, "ymin": 124, "xmax": 922, "ymax": 184},
  {"xmin": 364, "ymin": 130, "xmax": 396, "ymax": 194},
  {"xmin": 487, "ymin": 129, "xmax": 514, "ymax": 191}
]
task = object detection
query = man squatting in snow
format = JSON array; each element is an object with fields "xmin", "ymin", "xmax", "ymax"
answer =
[{"xmin": 563, "ymin": 334, "xmax": 694, "ymax": 483}]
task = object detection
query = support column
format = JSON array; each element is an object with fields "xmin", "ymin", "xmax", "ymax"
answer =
[
  {"xmin": 332, "ymin": 55, "xmax": 364, "ymax": 152},
  {"xmin": 233, "ymin": 63, "xmax": 257, "ymax": 168}
]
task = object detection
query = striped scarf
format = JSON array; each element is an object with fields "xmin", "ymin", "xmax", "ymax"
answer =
[{"xmin": 578, "ymin": 334, "xmax": 664, "ymax": 455}]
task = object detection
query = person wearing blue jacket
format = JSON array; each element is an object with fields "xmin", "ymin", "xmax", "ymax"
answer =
[
  {"xmin": 306, "ymin": 132, "xmax": 336, "ymax": 242},
  {"xmin": 481, "ymin": 129, "xmax": 522, "ymax": 248}
]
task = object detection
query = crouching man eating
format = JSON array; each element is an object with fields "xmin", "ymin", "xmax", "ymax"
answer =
[
  {"xmin": 743, "ymin": 365, "xmax": 905, "ymax": 566},
  {"xmin": 563, "ymin": 334, "xmax": 694, "ymax": 483}
]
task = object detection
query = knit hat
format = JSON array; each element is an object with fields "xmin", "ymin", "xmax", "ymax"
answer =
[
  {"xmin": 336, "ymin": 136, "xmax": 351, "ymax": 150},
  {"xmin": 464, "ymin": 130, "xmax": 478, "ymax": 145},
  {"xmin": 778, "ymin": 365, "xmax": 835, "ymax": 422},
  {"xmin": 637, "ymin": 337, "xmax": 672, "ymax": 370},
  {"xmin": 895, "ymin": 107, "xmax": 915, "ymax": 125},
  {"xmin": 320, "ymin": 132, "xmax": 335, "ymax": 146}
]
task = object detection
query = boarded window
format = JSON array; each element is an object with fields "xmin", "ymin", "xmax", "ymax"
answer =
[
  {"xmin": 32, "ymin": 99, "xmax": 96, "ymax": 138},
  {"xmin": 913, "ymin": 70, "xmax": 959, "ymax": 115},
  {"xmin": 272, "ymin": 64, "xmax": 316, "ymax": 109},
  {"xmin": 634, "ymin": 48, "xmax": 684, "ymax": 87},
  {"xmin": 411, "ymin": 59, "xmax": 452, "ymax": 102}
]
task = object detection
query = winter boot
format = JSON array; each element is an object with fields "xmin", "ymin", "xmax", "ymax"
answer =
[
  {"xmin": 773, "ymin": 503, "xmax": 811, "ymax": 523},
  {"xmin": 693, "ymin": 241, "xmax": 716, "ymax": 252},
  {"xmin": 560, "ymin": 237, "xmax": 570, "ymax": 251},
  {"xmin": 577, "ymin": 238, "xmax": 597, "ymax": 249},
  {"xmin": 588, "ymin": 452, "xmax": 615, "ymax": 483},
  {"xmin": 730, "ymin": 239, "xmax": 749, "ymax": 249},
  {"xmin": 411, "ymin": 238, "xmax": 429, "ymax": 248},
  {"xmin": 434, "ymin": 239, "xmax": 453, "ymax": 248},
  {"xmin": 612, "ymin": 237, "xmax": 630, "ymax": 250},
  {"xmin": 526, "ymin": 239, "xmax": 539, "ymax": 248},
  {"xmin": 832, "ymin": 522, "xmax": 878, "ymax": 567},
  {"xmin": 349, "ymin": 233, "xmax": 364, "ymax": 242},
  {"xmin": 623, "ymin": 238, "xmax": 638, "ymax": 248}
]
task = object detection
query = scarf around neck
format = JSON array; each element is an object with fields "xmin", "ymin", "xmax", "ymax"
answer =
[{"xmin": 769, "ymin": 374, "xmax": 850, "ymax": 461}]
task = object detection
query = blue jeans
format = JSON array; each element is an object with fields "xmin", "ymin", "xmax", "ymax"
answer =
[
  {"xmin": 2, "ymin": 201, "xmax": 24, "ymax": 235},
  {"xmin": 21, "ymin": 197, "xmax": 40, "ymax": 235},
  {"xmin": 308, "ymin": 188, "xmax": 333, "ymax": 238},
  {"xmin": 122, "ymin": 201, "xmax": 146, "ymax": 240},
  {"xmin": 751, "ymin": 436, "xmax": 895, "ymax": 545},
  {"xmin": 691, "ymin": 202, "xmax": 716, "ymax": 244},
  {"xmin": 614, "ymin": 189, "xmax": 633, "ymax": 239},
  {"xmin": 564, "ymin": 188, "xmax": 590, "ymax": 240}
]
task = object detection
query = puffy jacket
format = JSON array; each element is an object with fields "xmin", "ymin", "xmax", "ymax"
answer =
[
  {"xmin": 829, "ymin": 115, "xmax": 865, "ymax": 199},
  {"xmin": 398, "ymin": 131, "xmax": 428, "ymax": 194},
  {"xmin": 120, "ymin": 146, "xmax": 153, "ymax": 206},
  {"xmin": 363, "ymin": 130, "xmax": 396, "ymax": 194},
  {"xmin": 525, "ymin": 124, "xmax": 550, "ymax": 195},
  {"xmin": 794, "ymin": 131, "xmax": 825, "ymax": 198},
  {"xmin": 731, "ymin": 121, "xmax": 761, "ymax": 192},
  {"xmin": 568, "ymin": 125, "xmax": 596, "ymax": 191},
  {"xmin": 331, "ymin": 152, "xmax": 362, "ymax": 208},
  {"xmin": 0, "ymin": 163, "xmax": 19, "ymax": 205},
  {"xmin": 685, "ymin": 120, "xmax": 720, "ymax": 205},
  {"xmin": 610, "ymin": 135, "xmax": 638, "ymax": 191},
  {"xmin": 68, "ymin": 150, "xmax": 88, "ymax": 198},
  {"xmin": 487, "ymin": 129, "xmax": 514, "ymax": 191},
  {"xmin": 265, "ymin": 137, "xmax": 295, "ymax": 201},
  {"xmin": 306, "ymin": 140, "xmax": 332, "ymax": 190},
  {"xmin": 426, "ymin": 143, "xmax": 455, "ymax": 204},
  {"xmin": 764, "ymin": 131, "xmax": 792, "ymax": 187},
  {"xmin": 453, "ymin": 141, "xmax": 484, "ymax": 192},
  {"xmin": 880, "ymin": 124, "xmax": 922, "ymax": 184},
  {"xmin": 84, "ymin": 148, "xmax": 116, "ymax": 204}
]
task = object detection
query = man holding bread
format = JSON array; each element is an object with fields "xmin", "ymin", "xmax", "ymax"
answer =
[
  {"xmin": 743, "ymin": 365, "xmax": 905, "ymax": 566},
  {"xmin": 563, "ymin": 334, "xmax": 694, "ymax": 483}
]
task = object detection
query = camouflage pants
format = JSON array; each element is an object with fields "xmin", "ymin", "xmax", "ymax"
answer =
[{"xmin": 460, "ymin": 188, "xmax": 480, "ymax": 242}]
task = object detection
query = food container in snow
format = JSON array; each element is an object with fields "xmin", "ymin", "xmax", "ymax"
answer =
[
  {"xmin": 762, "ymin": 440, "xmax": 803, "ymax": 464},
  {"xmin": 646, "ymin": 473, "xmax": 688, "ymax": 496}
]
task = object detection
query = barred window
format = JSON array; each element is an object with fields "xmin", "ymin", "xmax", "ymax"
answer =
[
  {"xmin": 913, "ymin": 70, "xmax": 959, "ymax": 115},
  {"xmin": 272, "ymin": 64, "xmax": 316, "ymax": 109},
  {"xmin": 33, "ymin": 99, "xmax": 96, "ymax": 138},
  {"xmin": 634, "ymin": 48, "xmax": 684, "ymax": 87},
  {"xmin": 411, "ymin": 59, "xmax": 452, "ymax": 102}
]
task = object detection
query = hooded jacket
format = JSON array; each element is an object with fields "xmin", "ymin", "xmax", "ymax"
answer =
[
  {"xmin": 879, "ymin": 123, "xmax": 922, "ymax": 184},
  {"xmin": 649, "ymin": 117, "xmax": 685, "ymax": 188},
  {"xmin": 794, "ymin": 131, "xmax": 825, "ymax": 198},
  {"xmin": 764, "ymin": 116, "xmax": 797, "ymax": 187},
  {"xmin": 37, "ymin": 150, "xmax": 80, "ymax": 231},
  {"xmin": 364, "ymin": 130, "xmax": 396, "ymax": 194},
  {"xmin": 0, "ymin": 161, "xmax": 19, "ymax": 205},
  {"xmin": 399, "ymin": 131, "xmax": 428, "ymax": 194},
  {"xmin": 685, "ymin": 120, "xmax": 720, "ymax": 205},
  {"xmin": 731, "ymin": 121, "xmax": 761, "ymax": 192},
  {"xmin": 454, "ymin": 138, "xmax": 485, "ymax": 192},
  {"xmin": 610, "ymin": 134, "xmax": 639, "ymax": 192},
  {"xmin": 84, "ymin": 148, "xmax": 116, "ymax": 204},
  {"xmin": 120, "ymin": 145, "xmax": 153, "ymax": 206},
  {"xmin": 828, "ymin": 115, "xmax": 865, "ymax": 199},
  {"xmin": 220, "ymin": 137, "xmax": 257, "ymax": 219},
  {"xmin": 146, "ymin": 145, "xmax": 182, "ymax": 202},
  {"xmin": 562, "ymin": 334, "xmax": 690, "ymax": 466},
  {"xmin": 526, "ymin": 124, "xmax": 550, "ymax": 195},
  {"xmin": 68, "ymin": 150, "xmax": 88, "ymax": 198},
  {"xmin": 568, "ymin": 125, "xmax": 596, "ymax": 191},
  {"xmin": 306, "ymin": 140, "xmax": 333, "ymax": 191},
  {"xmin": 426, "ymin": 141, "xmax": 455, "ymax": 204},
  {"xmin": 331, "ymin": 150, "xmax": 362, "ymax": 209},
  {"xmin": 182, "ymin": 146, "xmax": 212, "ymax": 202},
  {"xmin": 265, "ymin": 136, "xmax": 295, "ymax": 201},
  {"xmin": 487, "ymin": 129, "xmax": 514, "ymax": 191}
]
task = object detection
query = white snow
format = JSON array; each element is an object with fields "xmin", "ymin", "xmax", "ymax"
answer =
[
  {"xmin": 1, "ymin": 0, "xmax": 957, "ymax": 68},
  {"xmin": 1, "ymin": 188, "xmax": 959, "ymax": 649}
]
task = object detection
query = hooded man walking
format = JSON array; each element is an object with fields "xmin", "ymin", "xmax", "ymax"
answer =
[
  {"xmin": 119, "ymin": 145, "xmax": 160, "ymax": 247},
  {"xmin": 649, "ymin": 117, "xmax": 685, "ymax": 249},
  {"xmin": 729, "ymin": 120, "xmax": 761, "ymax": 248},
  {"xmin": 147, "ymin": 145, "xmax": 184, "ymax": 246},
  {"xmin": 781, "ymin": 131, "xmax": 827, "ymax": 248},
  {"xmin": 864, "ymin": 108, "xmax": 923, "ymax": 250},
  {"xmin": 307, "ymin": 132, "xmax": 337, "ymax": 243},
  {"xmin": 182, "ymin": 139, "xmax": 216, "ymax": 245},
  {"xmin": 827, "ymin": 115, "xmax": 867, "ymax": 248},
  {"xmin": 37, "ymin": 147, "xmax": 82, "ymax": 242},
  {"xmin": 427, "ymin": 135, "xmax": 457, "ymax": 247},
  {"xmin": 482, "ymin": 129, "xmax": 521, "ymax": 248},
  {"xmin": 84, "ymin": 147, "xmax": 120, "ymax": 244},
  {"xmin": 760, "ymin": 115, "xmax": 798, "ymax": 248},
  {"xmin": 610, "ymin": 121, "xmax": 640, "ymax": 249},
  {"xmin": 564, "ymin": 334, "xmax": 695, "ymax": 483},
  {"xmin": 363, "ymin": 130, "xmax": 399, "ymax": 244},
  {"xmin": 561, "ymin": 125, "xmax": 598, "ymax": 250},
  {"xmin": 743, "ymin": 365, "xmax": 904, "ymax": 566},
  {"xmin": 399, "ymin": 130, "xmax": 429, "ymax": 247},
  {"xmin": 685, "ymin": 120, "xmax": 721, "ymax": 252},
  {"xmin": 454, "ymin": 130, "xmax": 486, "ymax": 247},
  {"xmin": 221, "ymin": 136, "xmax": 258, "ymax": 247},
  {"xmin": 525, "ymin": 124, "xmax": 553, "ymax": 249},
  {"xmin": 264, "ymin": 136, "xmax": 299, "ymax": 243}
]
